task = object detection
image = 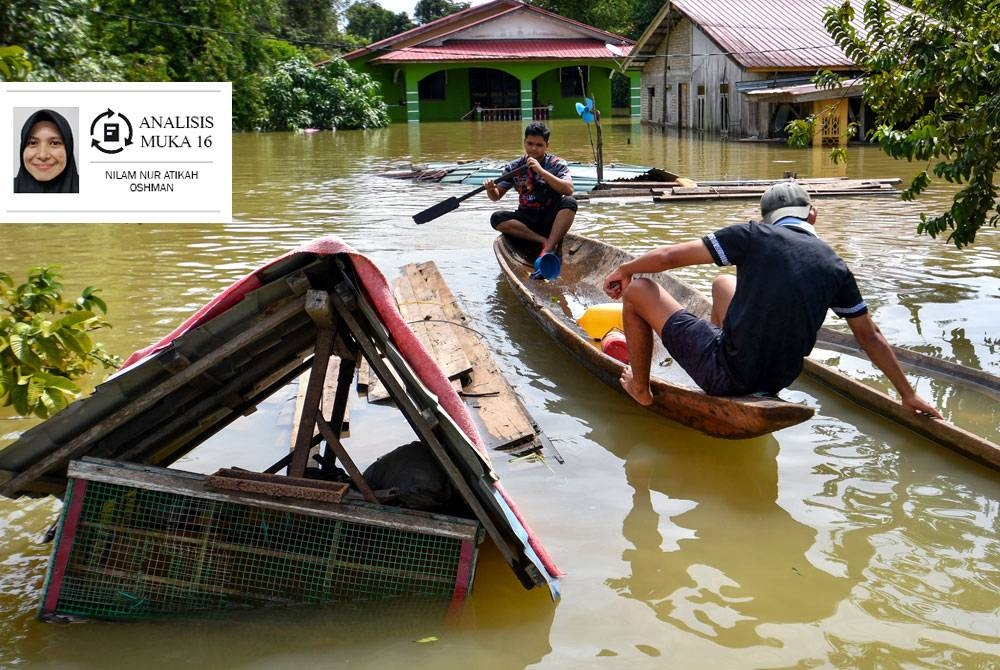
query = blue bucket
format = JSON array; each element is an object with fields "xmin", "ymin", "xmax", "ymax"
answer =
[{"xmin": 533, "ymin": 253, "xmax": 561, "ymax": 280}]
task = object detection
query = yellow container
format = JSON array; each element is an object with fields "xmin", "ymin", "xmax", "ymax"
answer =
[{"xmin": 577, "ymin": 303, "xmax": 623, "ymax": 340}]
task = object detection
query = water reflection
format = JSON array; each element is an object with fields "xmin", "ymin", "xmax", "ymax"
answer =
[{"xmin": 603, "ymin": 432, "xmax": 849, "ymax": 648}]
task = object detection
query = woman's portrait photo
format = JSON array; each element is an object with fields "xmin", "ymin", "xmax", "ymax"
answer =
[{"xmin": 13, "ymin": 108, "xmax": 80, "ymax": 193}]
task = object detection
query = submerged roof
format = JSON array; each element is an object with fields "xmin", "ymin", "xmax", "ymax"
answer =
[
  {"xmin": 344, "ymin": 0, "xmax": 631, "ymax": 65},
  {"xmin": 0, "ymin": 237, "xmax": 560, "ymax": 594},
  {"xmin": 625, "ymin": 0, "xmax": 910, "ymax": 71}
]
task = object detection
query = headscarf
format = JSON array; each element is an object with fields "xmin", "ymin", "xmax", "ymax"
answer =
[{"xmin": 13, "ymin": 109, "xmax": 79, "ymax": 193}]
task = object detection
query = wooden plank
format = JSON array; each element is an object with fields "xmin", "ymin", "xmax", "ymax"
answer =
[
  {"xmin": 289, "ymin": 321, "xmax": 334, "ymax": 478},
  {"xmin": 366, "ymin": 270, "xmax": 474, "ymax": 404},
  {"xmin": 396, "ymin": 261, "xmax": 540, "ymax": 451},
  {"xmin": 206, "ymin": 468, "xmax": 348, "ymax": 503},
  {"xmin": 356, "ymin": 356, "xmax": 371, "ymax": 391},
  {"xmin": 291, "ymin": 357, "xmax": 351, "ymax": 451},
  {"xmin": 393, "ymin": 268, "xmax": 474, "ymax": 383}
]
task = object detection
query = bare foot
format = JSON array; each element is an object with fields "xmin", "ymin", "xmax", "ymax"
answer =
[{"xmin": 620, "ymin": 365, "xmax": 653, "ymax": 406}]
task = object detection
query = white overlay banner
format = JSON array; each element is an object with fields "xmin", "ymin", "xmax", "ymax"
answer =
[{"xmin": 2, "ymin": 82, "xmax": 232, "ymax": 223}]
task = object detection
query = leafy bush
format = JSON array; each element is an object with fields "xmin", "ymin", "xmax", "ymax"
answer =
[
  {"xmin": 258, "ymin": 53, "xmax": 389, "ymax": 131},
  {"xmin": 0, "ymin": 267, "xmax": 121, "ymax": 419}
]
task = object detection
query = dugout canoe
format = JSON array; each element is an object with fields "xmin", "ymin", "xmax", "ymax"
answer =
[
  {"xmin": 493, "ymin": 233, "xmax": 815, "ymax": 439},
  {"xmin": 495, "ymin": 233, "xmax": 1000, "ymax": 466}
]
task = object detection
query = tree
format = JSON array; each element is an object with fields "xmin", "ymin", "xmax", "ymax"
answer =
[
  {"xmin": 414, "ymin": 0, "xmax": 469, "ymax": 24},
  {"xmin": 1, "ymin": 0, "xmax": 123, "ymax": 80},
  {"xmin": 0, "ymin": 268, "xmax": 121, "ymax": 419},
  {"xmin": 279, "ymin": 0, "xmax": 352, "ymax": 47},
  {"xmin": 823, "ymin": 0, "xmax": 1000, "ymax": 248},
  {"xmin": 526, "ymin": 0, "xmax": 635, "ymax": 38},
  {"xmin": 258, "ymin": 53, "xmax": 389, "ymax": 130},
  {"xmin": 346, "ymin": 1, "xmax": 415, "ymax": 42}
]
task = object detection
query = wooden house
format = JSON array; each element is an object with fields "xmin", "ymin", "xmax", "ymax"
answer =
[{"xmin": 620, "ymin": 0, "xmax": 910, "ymax": 143}]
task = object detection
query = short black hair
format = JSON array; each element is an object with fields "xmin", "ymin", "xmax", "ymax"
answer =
[{"xmin": 524, "ymin": 122, "xmax": 550, "ymax": 142}]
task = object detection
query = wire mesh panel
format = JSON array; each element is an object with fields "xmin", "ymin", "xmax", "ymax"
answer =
[{"xmin": 40, "ymin": 460, "xmax": 481, "ymax": 621}]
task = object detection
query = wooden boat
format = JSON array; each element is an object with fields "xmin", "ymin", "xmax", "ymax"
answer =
[
  {"xmin": 495, "ymin": 233, "xmax": 1000, "ymax": 467},
  {"xmin": 493, "ymin": 233, "xmax": 816, "ymax": 439}
]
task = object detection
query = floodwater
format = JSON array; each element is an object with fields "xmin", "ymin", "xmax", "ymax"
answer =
[{"xmin": 1, "ymin": 119, "xmax": 999, "ymax": 668}]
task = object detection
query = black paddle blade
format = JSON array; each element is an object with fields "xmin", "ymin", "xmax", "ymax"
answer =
[{"xmin": 412, "ymin": 197, "xmax": 460, "ymax": 224}]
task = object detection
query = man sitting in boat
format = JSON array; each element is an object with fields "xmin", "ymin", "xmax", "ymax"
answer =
[
  {"xmin": 602, "ymin": 181, "xmax": 942, "ymax": 419},
  {"xmin": 484, "ymin": 122, "xmax": 576, "ymax": 263}
]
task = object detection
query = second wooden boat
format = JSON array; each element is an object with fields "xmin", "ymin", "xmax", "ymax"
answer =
[{"xmin": 493, "ymin": 233, "xmax": 815, "ymax": 439}]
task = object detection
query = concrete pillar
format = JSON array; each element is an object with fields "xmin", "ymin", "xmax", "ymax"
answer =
[
  {"xmin": 628, "ymin": 71, "xmax": 641, "ymax": 119},
  {"xmin": 520, "ymin": 77, "xmax": 533, "ymax": 121},
  {"xmin": 406, "ymin": 78, "xmax": 420, "ymax": 124}
]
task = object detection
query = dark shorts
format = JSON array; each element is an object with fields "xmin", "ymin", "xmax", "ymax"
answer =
[
  {"xmin": 660, "ymin": 310, "xmax": 749, "ymax": 396},
  {"xmin": 490, "ymin": 195, "xmax": 577, "ymax": 236}
]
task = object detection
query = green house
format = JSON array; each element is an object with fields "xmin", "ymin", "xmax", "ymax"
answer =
[{"xmin": 343, "ymin": 0, "xmax": 637, "ymax": 124}]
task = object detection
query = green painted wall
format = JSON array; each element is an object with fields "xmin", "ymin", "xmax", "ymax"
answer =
[
  {"xmin": 350, "ymin": 55, "xmax": 408, "ymax": 123},
  {"xmin": 347, "ymin": 58, "xmax": 619, "ymax": 124}
]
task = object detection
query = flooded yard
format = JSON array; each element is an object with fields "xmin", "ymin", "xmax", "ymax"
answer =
[{"xmin": 1, "ymin": 119, "xmax": 998, "ymax": 668}]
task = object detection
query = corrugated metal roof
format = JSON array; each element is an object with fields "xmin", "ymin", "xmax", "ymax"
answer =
[
  {"xmin": 744, "ymin": 76, "xmax": 864, "ymax": 101},
  {"xmin": 371, "ymin": 39, "xmax": 631, "ymax": 63},
  {"xmin": 665, "ymin": 0, "xmax": 910, "ymax": 70}
]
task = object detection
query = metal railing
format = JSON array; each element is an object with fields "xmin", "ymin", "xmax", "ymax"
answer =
[{"xmin": 463, "ymin": 106, "xmax": 552, "ymax": 122}]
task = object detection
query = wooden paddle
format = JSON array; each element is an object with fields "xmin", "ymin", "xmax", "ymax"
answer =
[{"xmin": 412, "ymin": 163, "xmax": 529, "ymax": 224}]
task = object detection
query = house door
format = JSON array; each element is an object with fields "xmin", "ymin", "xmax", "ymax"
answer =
[
  {"xmin": 677, "ymin": 83, "xmax": 687, "ymax": 129},
  {"xmin": 469, "ymin": 68, "xmax": 520, "ymax": 112}
]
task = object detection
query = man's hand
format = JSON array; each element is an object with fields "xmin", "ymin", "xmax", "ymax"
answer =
[
  {"xmin": 902, "ymin": 393, "xmax": 944, "ymax": 419},
  {"xmin": 603, "ymin": 268, "xmax": 629, "ymax": 299},
  {"xmin": 526, "ymin": 156, "xmax": 542, "ymax": 174},
  {"xmin": 484, "ymin": 178, "xmax": 501, "ymax": 201}
]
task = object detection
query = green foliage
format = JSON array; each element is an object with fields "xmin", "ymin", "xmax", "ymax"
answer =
[
  {"xmin": 527, "ymin": 0, "xmax": 636, "ymax": 38},
  {"xmin": 258, "ymin": 53, "xmax": 389, "ymax": 130},
  {"xmin": 280, "ymin": 0, "xmax": 349, "ymax": 46},
  {"xmin": 0, "ymin": 267, "xmax": 121, "ymax": 419},
  {"xmin": 414, "ymin": 0, "xmax": 470, "ymax": 24},
  {"xmin": 1, "ymin": 0, "xmax": 123, "ymax": 81},
  {"xmin": 346, "ymin": 1, "xmax": 415, "ymax": 42},
  {"xmin": 0, "ymin": 45, "xmax": 32, "ymax": 81},
  {"xmin": 824, "ymin": 0, "xmax": 1000, "ymax": 247}
]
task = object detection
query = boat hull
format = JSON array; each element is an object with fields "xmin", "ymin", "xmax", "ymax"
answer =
[{"xmin": 493, "ymin": 233, "xmax": 814, "ymax": 439}]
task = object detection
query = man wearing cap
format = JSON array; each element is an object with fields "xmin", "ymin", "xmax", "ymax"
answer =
[{"xmin": 602, "ymin": 181, "xmax": 942, "ymax": 418}]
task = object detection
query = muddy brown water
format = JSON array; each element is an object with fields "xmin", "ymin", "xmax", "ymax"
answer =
[{"xmin": 1, "ymin": 120, "xmax": 998, "ymax": 668}]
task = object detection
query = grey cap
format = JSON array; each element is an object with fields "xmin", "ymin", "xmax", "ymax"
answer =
[{"xmin": 760, "ymin": 181, "xmax": 812, "ymax": 224}]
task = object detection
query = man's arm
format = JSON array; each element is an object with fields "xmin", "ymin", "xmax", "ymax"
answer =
[
  {"xmin": 604, "ymin": 240, "xmax": 713, "ymax": 299},
  {"xmin": 845, "ymin": 313, "xmax": 944, "ymax": 418}
]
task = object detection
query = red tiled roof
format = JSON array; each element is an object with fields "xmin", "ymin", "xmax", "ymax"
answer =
[
  {"xmin": 667, "ymin": 0, "xmax": 910, "ymax": 70},
  {"xmin": 371, "ymin": 39, "xmax": 631, "ymax": 63}
]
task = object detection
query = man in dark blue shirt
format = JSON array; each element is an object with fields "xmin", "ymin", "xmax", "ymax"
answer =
[
  {"xmin": 602, "ymin": 181, "xmax": 942, "ymax": 418},
  {"xmin": 484, "ymin": 122, "xmax": 577, "ymax": 257}
]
